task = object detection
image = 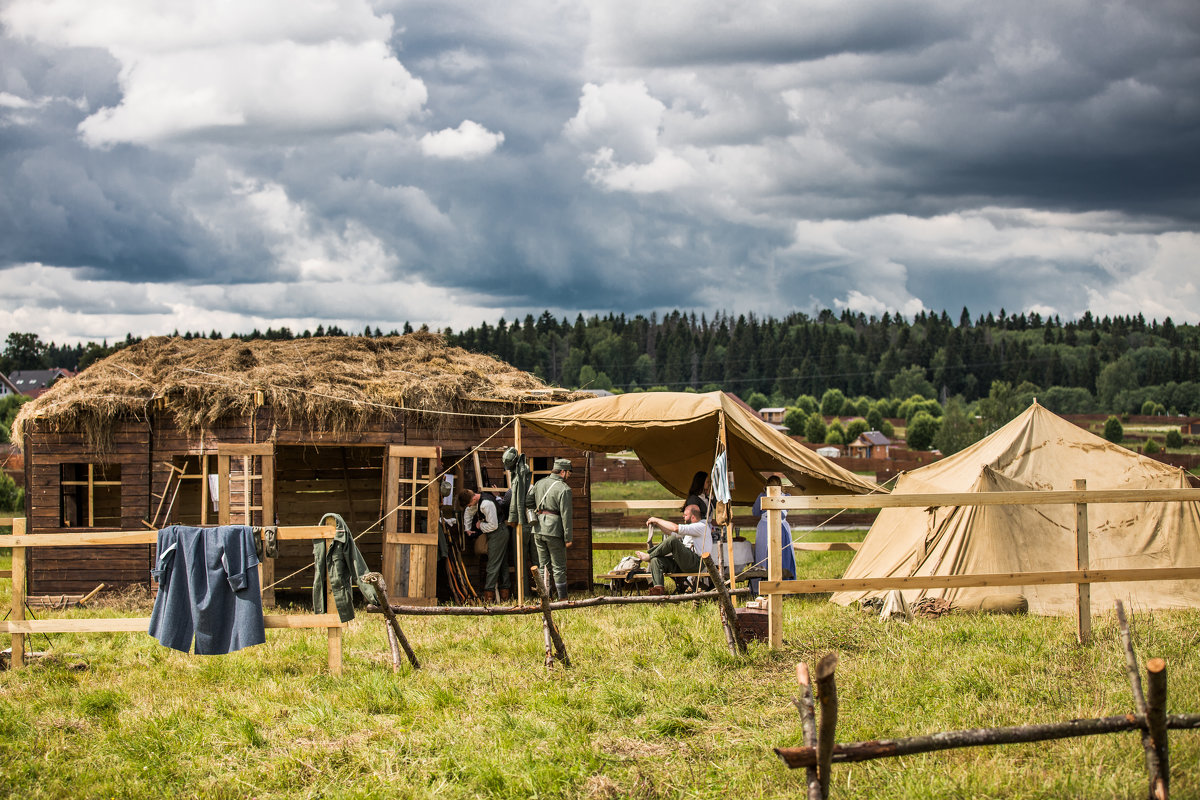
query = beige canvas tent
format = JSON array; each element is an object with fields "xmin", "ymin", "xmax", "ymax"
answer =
[
  {"xmin": 519, "ymin": 390, "xmax": 877, "ymax": 504},
  {"xmin": 832, "ymin": 402, "xmax": 1200, "ymax": 614}
]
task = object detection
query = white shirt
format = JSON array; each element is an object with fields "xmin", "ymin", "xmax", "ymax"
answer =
[{"xmin": 678, "ymin": 520, "xmax": 711, "ymax": 558}]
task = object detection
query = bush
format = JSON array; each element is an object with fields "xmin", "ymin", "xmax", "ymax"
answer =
[
  {"xmin": 783, "ymin": 407, "xmax": 808, "ymax": 436},
  {"xmin": 1144, "ymin": 438, "xmax": 1161, "ymax": 455},
  {"xmin": 879, "ymin": 418, "xmax": 895, "ymax": 438},
  {"xmin": 825, "ymin": 420, "xmax": 846, "ymax": 445},
  {"xmin": 1103, "ymin": 416, "xmax": 1124, "ymax": 444},
  {"xmin": 794, "ymin": 395, "xmax": 819, "ymax": 415},
  {"xmin": 845, "ymin": 418, "xmax": 869, "ymax": 442},
  {"xmin": 1166, "ymin": 430, "xmax": 1183, "ymax": 449},
  {"xmin": 746, "ymin": 391, "xmax": 769, "ymax": 411},
  {"xmin": 866, "ymin": 407, "xmax": 884, "ymax": 431},
  {"xmin": 907, "ymin": 411, "xmax": 942, "ymax": 450},
  {"xmin": 804, "ymin": 414, "xmax": 827, "ymax": 443},
  {"xmin": 0, "ymin": 470, "xmax": 22, "ymax": 512},
  {"xmin": 819, "ymin": 388, "xmax": 845, "ymax": 417}
]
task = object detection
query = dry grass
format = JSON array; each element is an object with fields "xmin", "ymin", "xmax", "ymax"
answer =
[{"xmin": 13, "ymin": 333, "xmax": 584, "ymax": 452}]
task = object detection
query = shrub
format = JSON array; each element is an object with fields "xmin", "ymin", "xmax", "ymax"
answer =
[
  {"xmin": 1166, "ymin": 430, "xmax": 1183, "ymax": 449},
  {"xmin": 825, "ymin": 420, "xmax": 846, "ymax": 445},
  {"xmin": 783, "ymin": 407, "xmax": 808, "ymax": 436},
  {"xmin": 804, "ymin": 414, "xmax": 827, "ymax": 443},
  {"xmin": 819, "ymin": 388, "xmax": 845, "ymax": 417},
  {"xmin": 845, "ymin": 418, "xmax": 869, "ymax": 442},
  {"xmin": 1144, "ymin": 438, "xmax": 1161, "ymax": 455},
  {"xmin": 1103, "ymin": 416, "xmax": 1124, "ymax": 444},
  {"xmin": 907, "ymin": 411, "xmax": 942, "ymax": 450}
]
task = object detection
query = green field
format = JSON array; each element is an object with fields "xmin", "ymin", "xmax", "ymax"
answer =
[{"xmin": 2, "ymin": 539, "xmax": 1198, "ymax": 798}]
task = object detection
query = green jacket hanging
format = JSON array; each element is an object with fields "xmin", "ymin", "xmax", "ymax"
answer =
[{"xmin": 313, "ymin": 512, "xmax": 381, "ymax": 623}]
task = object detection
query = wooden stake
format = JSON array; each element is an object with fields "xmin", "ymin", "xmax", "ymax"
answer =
[
  {"xmin": 361, "ymin": 572, "xmax": 420, "ymax": 670},
  {"xmin": 814, "ymin": 653, "xmax": 839, "ymax": 799},
  {"xmin": 534, "ymin": 566, "xmax": 570, "ymax": 668},
  {"xmin": 791, "ymin": 662, "xmax": 823, "ymax": 800},
  {"xmin": 702, "ymin": 554, "xmax": 746, "ymax": 655},
  {"xmin": 1146, "ymin": 658, "xmax": 1169, "ymax": 800},
  {"xmin": 1074, "ymin": 478, "xmax": 1091, "ymax": 645},
  {"xmin": 1117, "ymin": 600, "xmax": 1165, "ymax": 798}
]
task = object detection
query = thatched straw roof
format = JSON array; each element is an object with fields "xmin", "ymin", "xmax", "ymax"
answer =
[{"xmin": 14, "ymin": 333, "xmax": 579, "ymax": 450}]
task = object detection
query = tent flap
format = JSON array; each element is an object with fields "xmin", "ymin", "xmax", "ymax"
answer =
[{"xmin": 520, "ymin": 391, "xmax": 877, "ymax": 503}]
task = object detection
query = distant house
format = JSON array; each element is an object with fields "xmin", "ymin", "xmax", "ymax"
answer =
[
  {"xmin": 848, "ymin": 430, "xmax": 892, "ymax": 459},
  {"xmin": 0, "ymin": 372, "xmax": 19, "ymax": 397},
  {"xmin": 1182, "ymin": 420, "xmax": 1200, "ymax": 436},
  {"xmin": 7, "ymin": 368, "xmax": 75, "ymax": 398},
  {"xmin": 759, "ymin": 407, "xmax": 786, "ymax": 425}
]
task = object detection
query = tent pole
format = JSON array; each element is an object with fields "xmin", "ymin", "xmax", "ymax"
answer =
[
  {"xmin": 515, "ymin": 420, "xmax": 525, "ymax": 606},
  {"xmin": 767, "ymin": 483, "xmax": 783, "ymax": 649},
  {"xmin": 718, "ymin": 413, "xmax": 736, "ymax": 597}
]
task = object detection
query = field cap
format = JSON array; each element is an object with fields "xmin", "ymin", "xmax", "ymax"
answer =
[{"xmin": 554, "ymin": 458, "xmax": 573, "ymax": 472}]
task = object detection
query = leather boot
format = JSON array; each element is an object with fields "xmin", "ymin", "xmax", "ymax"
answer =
[
  {"xmin": 482, "ymin": 590, "xmax": 495, "ymax": 604},
  {"xmin": 556, "ymin": 582, "xmax": 569, "ymax": 601},
  {"xmin": 498, "ymin": 588, "xmax": 511, "ymax": 601}
]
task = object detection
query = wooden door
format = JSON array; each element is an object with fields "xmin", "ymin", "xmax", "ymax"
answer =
[
  {"xmin": 382, "ymin": 445, "xmax": 441, "ymax": 605},
  {"xmin": 217, "ymin": 443, "xmax": 276, "ymax": 603}
]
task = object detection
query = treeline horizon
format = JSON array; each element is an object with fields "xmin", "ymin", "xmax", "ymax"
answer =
[{"xmin": 4, "ymin": 307, "xmax": 1200, "ymax": 417}]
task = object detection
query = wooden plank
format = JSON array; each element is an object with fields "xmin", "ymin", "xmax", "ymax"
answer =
[
  {"xmin": 217, "ymin": 443, "xmax": 275, "ymax": 456},
  {"xmin": 767, "ymin": 485, "xmax": 783, "ymax": 649},
  {"xmin": 792, "ymin": 542, "xmax": 861, "ymax": 552},
  {"xmin": 261, "ymin": 452, "xmax": 275, "ymax": 605},
  {"xmin": 763, "ymin": 488, "xmax": 1200, "ymax": 511},
  {"xmin": 385, "ymin": 532, "xmax": 439, "ymax": 545},
  {"xmin": 3, "ymin": 613, "xmax": 343, "ymax": 634},
  {"xmin": 761, "ymin": 565, "xmax": 1200, "ymax": 595},
  {"xmin": 11, "ymin": 517, "xmax": 26, "ymax": 669},
  {"xmin": 218, "ymin": 455, "xmax": 231, "ymax": 525},
  {"xmin": 0, "ymin": 524, "xmax": 332, "ymax": 547},
  {"xmin": 1075, "ymin": 478, "xmax": 1091, "ymax": 645},
  {"xmin": 592, "ymin": 500, "xmax": 685, "ymax": 510}
]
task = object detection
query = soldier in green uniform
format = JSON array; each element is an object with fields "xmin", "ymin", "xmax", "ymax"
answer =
[{"xmin": 527, "ymin": 458, "xmax": 574, "ymax": 599}]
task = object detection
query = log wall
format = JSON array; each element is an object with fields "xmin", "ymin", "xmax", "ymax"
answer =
[{"xmin": 23, "ymin": 403, "xmax": 593, "ymax": 596}]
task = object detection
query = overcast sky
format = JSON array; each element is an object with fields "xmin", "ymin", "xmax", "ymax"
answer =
[{"xmin": 2, "ymin": 0, "xmax": 1198, "ymax": 343}]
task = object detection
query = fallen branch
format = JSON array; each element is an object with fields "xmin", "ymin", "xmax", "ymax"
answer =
[
  {"xmin": 360, "ymin": 572, "xmax": 419, "ymax": 670},
  {"xmin": 775, "ymin": 713, "xmax": 1200, "ymax": 769},
  {"xmin": 364, "ymin": 587, "xmax": 751, "ymax": 616}
]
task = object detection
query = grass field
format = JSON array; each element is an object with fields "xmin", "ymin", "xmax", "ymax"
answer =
[{"xmin": 2, "ymin": 540, "xmax": 1198, "ymax": 798}]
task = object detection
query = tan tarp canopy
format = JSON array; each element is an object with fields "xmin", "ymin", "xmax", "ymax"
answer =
[
  {"xmin": 832, "ymin": 403, "xmax": 1200, "ymax": 614},
  {"xmin": 519, "ymin": 391, "xmax": 877, "ymax": 504}
]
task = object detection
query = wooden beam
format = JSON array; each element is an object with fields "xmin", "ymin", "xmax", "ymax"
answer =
[
  {"xmin": 3, "ymin": 613, "xmax": 344, "ymax": 634},
  {"xmin": 767, "ymin": 484, "xmax": 783, "ymax": 649},
  {"xmin": 10, "ymin": 517, "xmax": 26, "ymax": 669},
  {"xmin": 1074, "ymin": 478, "xmax": 1091, "ymax": 645},
  {"xmin": 592, "ymin": 500, "xmax": 686, "ymax": 510},
  {"xmin": 760, "ymin": 565, "xmax": 1200, "ymax": 595},
  {"xmin": 216, "ymin": 443, "xmax": 274, "ymax": 456},
  {"xmin": 762, "ymin": 487, "xmax": 1200, "ymax": 511},
  {"xmin": 0, "ymin": 524, "xmax": 334, "ymax": 548}
]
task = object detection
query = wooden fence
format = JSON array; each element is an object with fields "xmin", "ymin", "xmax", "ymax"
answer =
[
  {"xmin": 759, "ymin": 485, "xmax": 1200, "ymax": 649},
  {"xmin": 1, "ymin": 518, "xmax": 349, "ymax": 673}
]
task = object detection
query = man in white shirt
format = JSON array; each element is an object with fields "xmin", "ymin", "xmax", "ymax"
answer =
[
  {"xmin": 459, "ymin": 489, "xmax": 508, "ymax": 602},
  {"xmin": 636, "ymin": 503, "xmax": 712, "ymax": 596}
]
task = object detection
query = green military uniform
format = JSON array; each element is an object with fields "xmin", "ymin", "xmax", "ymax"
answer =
[{"xmin": 527, "ymin": 458, "xmax": 574, "ymax": 599}]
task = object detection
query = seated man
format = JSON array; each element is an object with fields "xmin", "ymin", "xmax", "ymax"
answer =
[{"xmin": 636, "ymin": 503, "xmax": 712, "ymax": 596}]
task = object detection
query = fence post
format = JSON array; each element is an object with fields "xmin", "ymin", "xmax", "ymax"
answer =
[
  {"xmin": 767, "ymin": 484, "xmax": 783, "ymax": 649},
  {"xmin": 10, "ymin": 516, "xmax": 26, "ymax": 669},
  {"xmin": 1074, "ymin": 479, "xmax": 1091, "ymax": 645}
]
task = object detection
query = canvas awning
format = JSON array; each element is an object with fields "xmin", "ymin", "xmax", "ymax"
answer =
[{"xmin": 519, "ymin": 391, "xmax": 878, "ymax": 504}]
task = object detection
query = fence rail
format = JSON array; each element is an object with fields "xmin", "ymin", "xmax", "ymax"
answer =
[
  {"xmin": 761, "ymin": 486, "xmax": 1200, "ymax": 649},
  {"xmin": 2, "ymin": 519, "xmax": 348, "ymax": 673}
]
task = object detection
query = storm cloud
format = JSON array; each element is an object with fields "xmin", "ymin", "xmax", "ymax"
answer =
[{"xmin": 1, "ymin": 0, "xmax": 1197, "ymax": 342}]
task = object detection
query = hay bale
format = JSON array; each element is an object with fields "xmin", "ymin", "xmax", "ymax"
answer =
[{"xmin": 14, "ymin": 333, "xmax": 581, "ymax": 452}]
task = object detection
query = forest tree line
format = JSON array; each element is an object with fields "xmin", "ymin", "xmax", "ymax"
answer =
[{"xmin": 4, "ymin": 307, "xmax": 1200, "ymax": 422}]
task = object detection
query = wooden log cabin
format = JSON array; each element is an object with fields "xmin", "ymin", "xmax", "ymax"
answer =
[{"xmin": 12, "ymin": 333, "xmax": 593, "ymax": 605}]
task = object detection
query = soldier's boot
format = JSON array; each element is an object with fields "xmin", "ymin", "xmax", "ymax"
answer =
[{"xmin": 556, "ymin": 582, "xmax": 569, "ymax": 601}]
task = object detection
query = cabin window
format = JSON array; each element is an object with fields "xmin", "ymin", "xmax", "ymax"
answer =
[{"xmin": 60, "ymin": 463, "xmax": 122, "ymax": 528}]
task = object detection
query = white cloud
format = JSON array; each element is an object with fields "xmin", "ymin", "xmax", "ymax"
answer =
[
  {"xmin": 4, "ymin": 0, "xmax": 426, "ymax": 146},
  {"xmin": 565, "ymin": 80, "xmax": 665, "ymax": 163},
  {"xmin": 419, "ymin": 120, "xmax": 505, "ymax": 160}
]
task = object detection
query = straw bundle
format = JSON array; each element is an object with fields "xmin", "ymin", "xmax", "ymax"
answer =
[{"xmin": 13, "ymin": 333, "xmax": 577, "ymax": 451}]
